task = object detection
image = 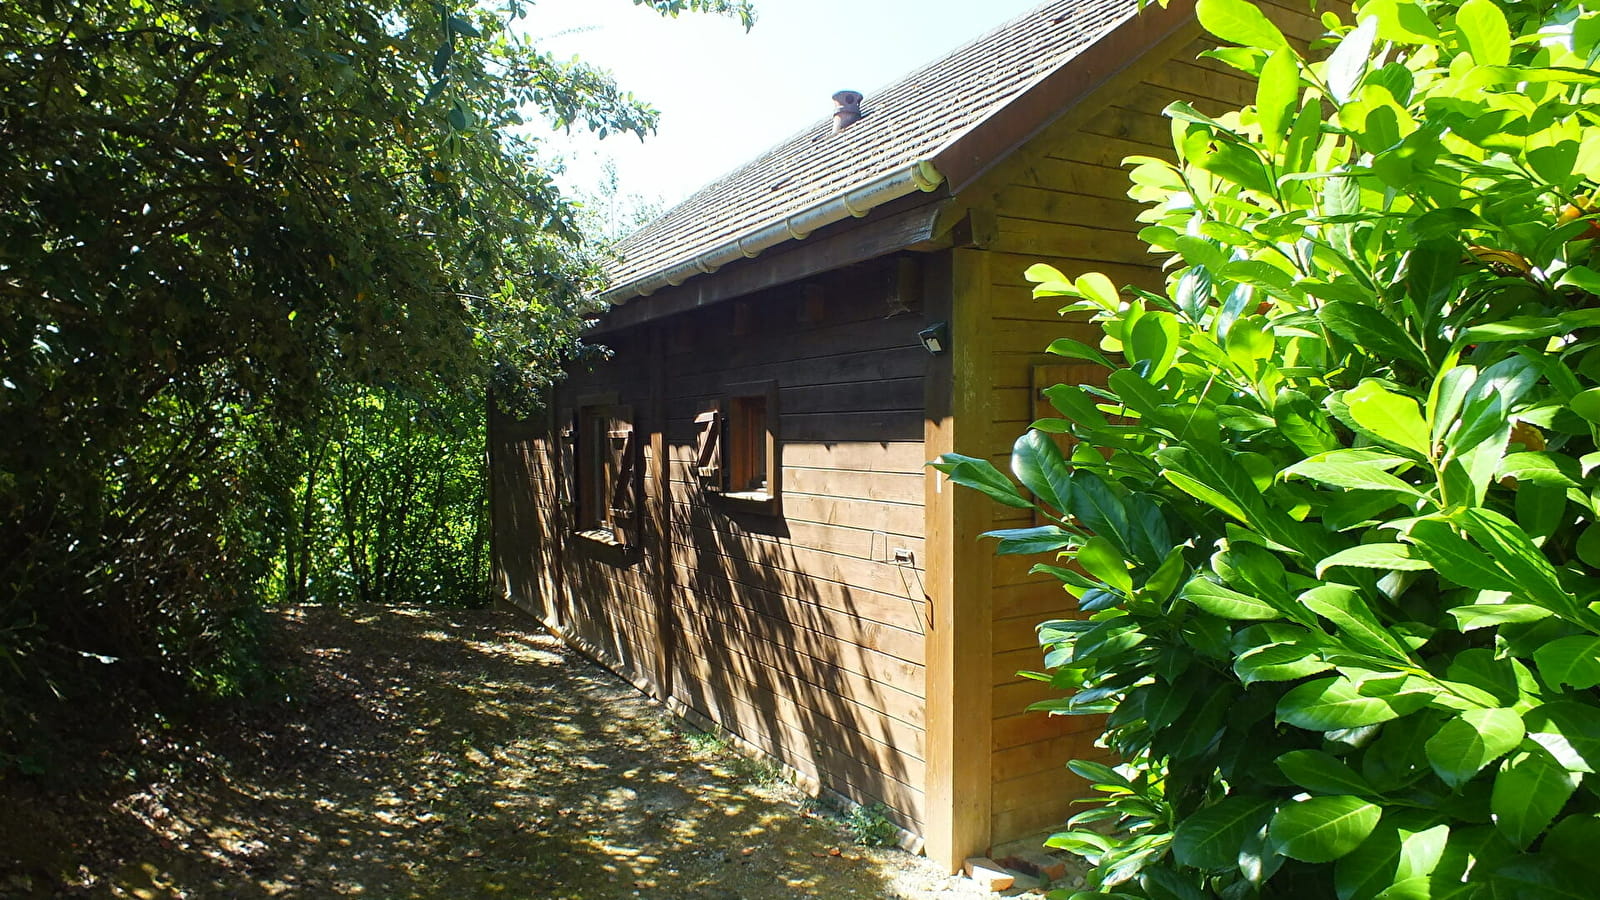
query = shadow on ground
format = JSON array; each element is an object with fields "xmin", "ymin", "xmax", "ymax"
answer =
[{"xmin": 2, "ymin": 605, "xmax": 988, "ymax": 899}]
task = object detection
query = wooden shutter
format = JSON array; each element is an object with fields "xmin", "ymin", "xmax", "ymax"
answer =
[
  {"xmin": 693, "ymin": 407, "xmax": 723, "ymax": 492},
  {"xmin": 558, "ymin": 410, "xmax": 578, "ymax": 517},
  {"xmin": 607, "ymin": 421, "xmax": 638, "ymax": 546}
]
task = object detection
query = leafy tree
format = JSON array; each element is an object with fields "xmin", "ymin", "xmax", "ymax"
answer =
[
  {"xmin": 0, "ymin": 0, "xmax": 750, "ymax": 741},
  {"xmin": 267, "ymin": 387, "xmax": 492, "ymax": 609},
  {"xmin": 937, "ymin": 0, "xmax": 1600, "ymax": 895}
]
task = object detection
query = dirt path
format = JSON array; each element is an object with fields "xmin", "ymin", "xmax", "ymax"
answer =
[{"xmin": 3, "ymin": 605, "xmax": 1007, "ymax": 899}]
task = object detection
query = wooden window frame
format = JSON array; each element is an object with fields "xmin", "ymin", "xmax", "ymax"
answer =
[
  {"xmin": 571, "ymin": 402, "xmax": 640, "ymax": 549},
  {"xmin": 720, "ymin": 377, "xmax": 780, "ymax": 512}
]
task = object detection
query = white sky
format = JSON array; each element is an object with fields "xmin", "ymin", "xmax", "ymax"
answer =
[{"xmin": 525, "ymin": 0, "xmax": 1045, "ymax": 215}]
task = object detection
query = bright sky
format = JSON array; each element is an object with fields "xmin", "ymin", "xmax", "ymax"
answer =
[{"xmin": 525, "ymin": 0, "xmax": 1045, "ymax": 217}]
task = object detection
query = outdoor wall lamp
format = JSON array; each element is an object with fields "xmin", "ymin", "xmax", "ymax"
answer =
[{"xmin": 918, "ymin": 322, "xmax": 949, "ymax": 355}]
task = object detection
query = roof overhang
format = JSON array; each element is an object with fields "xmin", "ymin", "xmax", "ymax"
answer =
[
  {"xmin": 592, "ymin": 0, "xmax": 1197, "ymax": 325},
  {"xmin": 587, "ymin": 195, "xmax": 958, "ymax": 335},
  {"xmin": 597, "ymin": 159, "xmax": 946, "ymax": 307}
]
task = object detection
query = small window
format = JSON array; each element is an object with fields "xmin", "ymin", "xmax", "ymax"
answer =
[
  {"xmin": 728, "ymin": 395, "xmax": 769, "ymax": 494},
  {"xmin": 572, "ymin": 404, "xmax": 638, "ymax": 546},
  {"xmin": 699, "ymin": 380, "xmax": 779, "ymax": 507}
]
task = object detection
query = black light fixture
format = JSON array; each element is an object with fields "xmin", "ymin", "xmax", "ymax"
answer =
[{"xmin": 918, "ymin": 321, "xmax": 949, "ymax": 355}]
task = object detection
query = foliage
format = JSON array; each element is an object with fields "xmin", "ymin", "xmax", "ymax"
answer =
[
  {"xmin": 0, "ymin": 0, "xmax": 748, "ymax": 747},
  {"xmin": 936, "ymin": 0, "xmax": 1600, "ymax": 895},
  {"xmin": 844, "ymin": 802, "xmax": 901, "ymax": 848},
  {"xmin": 266, "ymin": 387, "xmax": 491, "ymax": 608}
]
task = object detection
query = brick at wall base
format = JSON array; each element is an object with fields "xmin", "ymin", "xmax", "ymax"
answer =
[{"xmin": 963, "ymin": 857, "xmax": 1015, "ymax": 892}]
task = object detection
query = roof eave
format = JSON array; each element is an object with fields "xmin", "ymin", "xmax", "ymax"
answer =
[
  {"xmin": 593, "ymin": 0, "xmax": 1198, "ymax": 311},
  {"xmin": 598, "ymin": 158, "xmax": 946, "ymax": 307},
  {"xmin": 930, "ymin": 0, "xmax": 1197, "ymax": 194}
]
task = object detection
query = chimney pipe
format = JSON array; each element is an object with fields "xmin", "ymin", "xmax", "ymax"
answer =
[{"xmin": 832, "ymin": 90, "xmax": 863, "ymax": 133}]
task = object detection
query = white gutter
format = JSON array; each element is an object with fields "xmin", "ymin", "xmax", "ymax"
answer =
[{"xmin": 601, "ymin": 158, "xmax": 946, "ymax": 305}]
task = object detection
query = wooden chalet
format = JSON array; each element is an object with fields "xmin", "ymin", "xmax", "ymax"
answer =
[{"xmin": 490, "ymin": 0, "xmax": 1322, "ymax": 869}]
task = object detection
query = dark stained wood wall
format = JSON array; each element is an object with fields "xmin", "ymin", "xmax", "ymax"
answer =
[
  {"xmin": 493, "ymin": 257, "xmax": 939, "ymax": 834},
  {"xmin": 493, "ymin": 327, "xmax": 672, "ymax": 699}
]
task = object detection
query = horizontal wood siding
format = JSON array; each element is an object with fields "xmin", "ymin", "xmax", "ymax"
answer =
[
  {"xmin": 662, "ymin": 261, "xmax": 934, "ymax": 831},
  {"xmin": 495, "ymin": 258, "xmax": 937, "ymax": 835},
  {"xmin": 968, "ymin": 27, "xmax": 1262, "ymax": 847},
  {"xmin": 497, "ymin": 328, "xmax": 670, "ymax": 698}
]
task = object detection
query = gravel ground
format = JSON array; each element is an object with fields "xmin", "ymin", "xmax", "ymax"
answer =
[{"xmin": 2, "ymin": 604, "xmax": 1024, "ymax": 899}]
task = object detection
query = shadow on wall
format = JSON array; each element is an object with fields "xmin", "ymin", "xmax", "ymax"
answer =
[
  {"xmin": 667, "ymin": 435, "xmax": 930, "ymax": 837},
  {"xmin": 492, "ymin": 415, "xmax": 933, "ymax": 835}
]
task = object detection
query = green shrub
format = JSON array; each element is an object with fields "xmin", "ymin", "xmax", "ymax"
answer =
[
  {"xmin": 935, "ymin": 0, "xmax": 1600, "ymax": 895},
  {"xmin": 844, "ymin": 802, "xmax": 900, "ymax": 848}
]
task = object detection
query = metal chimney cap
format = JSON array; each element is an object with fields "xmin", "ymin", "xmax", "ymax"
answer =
[{"xmin": 832, "ymin": 90, "xmax": 864, "ymax": 133}]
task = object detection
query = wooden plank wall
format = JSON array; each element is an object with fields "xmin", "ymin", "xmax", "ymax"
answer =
[
  {"xmin": 496, "ymin": 328, "xmax": 672, "ymax": 698},
  {"xmin": 495, "ymin": 257, "xmax": 938, "ymax": 834},
  {"xmin": 662, "ymin": 261, "xmax": 933, "ymax": 832},
  {"xmin": 965, "ymin": 16, "xmax": 1295, "ymax": 844}
]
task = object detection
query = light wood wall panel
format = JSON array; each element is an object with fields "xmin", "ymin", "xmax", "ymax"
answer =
[{"xmin": 962, "ymin": 26, "xmax": 1263, "ymax": 848}]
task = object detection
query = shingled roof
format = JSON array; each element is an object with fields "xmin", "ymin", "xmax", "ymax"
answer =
[{"xmin": 601, "ymin": 0, "xmax": 1187, "ymax": 305}]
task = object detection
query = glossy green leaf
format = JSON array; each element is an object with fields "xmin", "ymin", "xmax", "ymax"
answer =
[
  {"xmin": 1183, "ymin": 576, "xmax": 1280, "ymax": 620},
  {"xmin": 1279, "ymin": 677, "xmax": 1413, "ymax": 730},
  {"xmin": 1535, "ymin": 636, "xmax": 1600, "ymax": 690},
  {"xmin": 1407, "ymin": 519, "xmax": 1516, "ymax": 592},
  {"xmin": 1300, "ymin": 584, "xmax": 1412, "ymax": 660},
  {"xmin": 1270, "ymin": 795, "xmax": 1382, "ymax": 863},
  {"xmin": 1011, "ymin": 429, "xmax": 1073, "ymax": 513},
  {"xmin": 1045, "ymin": 337, "xmax": 1115, "ymax": 368},
  {"xmin": 1274, "ymin": 389, "xmax": 1341, "ymax": 455},
  {"xmin": 1172, "ymin": 794, "xmax": 1276, "ymax": 870},
  {"xmin": 1283, "ymin": 461, "xmax": 1423, "ymax": 497},
  {"xmin": 1077, "ymin": 536, "xmax": 1133, "ymax": 595},
  {"xmin": 1320, "ymin": 302, "xmax": 1430, "ymax": 371},
  {"xmin": 1456, "ymin": 0, "xmax": 1511, "ymax": 67},
  {"xmin": 1362, "ymin": 0, "xmax": 1442, "ymax": 44},
  {"xmin": 1457, "ymin": 509, "xmax": 1576, "ymax": 619},
  {"xmin": 1042, "ymin": 384, "xmax": 1110, "ymax": 430},
  {"xmin": 1316, "ymin": 543, "xmax": 1431, "ymax": 578},
  {"xmin": 1343, "ymin": 380, "xmax": 1433, "ymax": 458},
  {"xmin": 1129, "ymin": 311, "xmax": 1180, "ymax": 382},
  {"xmin": 1197, "ymin": 0, "xmax": 1290, "ymax": 51},
  {"xmin": 1525, "ymin": 702, "xmax": 1600, "ymax": 774},
  {"xmin": 1236, "ymin": 642, "xmax": 1335, "ymax": 684},
  {"xmin": 1257, "ymin": 49, "xmax": 1300, "ymax": 154},
  {"xmin": 1491, "ymin": 748, "xmax": 1579, "ymax": 849},
  {"xmin": 1325, "ymin": 16, "xmax": 1378, "ymax": 105},
  {"xmin": 1157, "ymin": 445, "xmax": 1266, "ymax": 528},
  {"xmin": 1570, "ymin": 388, "xmax": 1600, "ymax": 424},
  {"xmin": 1497, "ymin": 452, "xmax": 1578, "ymax": 488},
  {"xmin": 982, "ymin": 526, "xmax": 1076, "ymax": 555},
  {"xmin": 1447, "ymin": 603, "xmax": 1554, "ymax": 630},
  {"xmin": 1336, "ymin": 821, "xmax": 1451, "ymax": 900},
  {"xmin": 1425, "ymin": 708, "xmax": 1524, "ymax": 788},
  {"xmin": 930, "ymin": 454, "xmax": 1034, "ymax": 509},
  {"xmin": 1277, "ymin": 749, "xmax": 1376, "ymax": 796},
  {"xmin": 1068, "ymin": 471, "xmax": 1131, "ymax": 556}
]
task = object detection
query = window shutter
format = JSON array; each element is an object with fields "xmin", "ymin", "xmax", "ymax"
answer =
[
  {"xmin": 694, "ymin": 408, "xmax": 723, "ymax": 492},
  {"xmin": 558, "ymin": 410, "xmax": 578, "ymax": 516},
  {"xmin": 608, "ymin": 422, "xmax": 638, "ymax": 546}
]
